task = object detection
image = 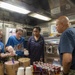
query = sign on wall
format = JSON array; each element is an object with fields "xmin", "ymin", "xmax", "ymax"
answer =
[{"xmin": 51, "ymin": 25, "xmax": 57, "ymax": 33}]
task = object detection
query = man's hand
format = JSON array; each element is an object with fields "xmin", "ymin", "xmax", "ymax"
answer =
[
  {"xmin": 1, "ymin": 53, "xmax": 8, "ymax": 57},
  {"xmin": 24, "ymin": 49, "xmax": 29, "ymax": 56},
  {"xmin": 7, "ymin": 46, "xmax": 14, "ymax": 53},
  {"xmin": 63, "ymin": 72, "xmax": 69, "ymax": 75},
  {"xmin": 7, "ymin": 52, "xmax": 15, "ymax": 57},
  {"xmin": 6, "ymin": 46, "xmax": 16, "ymax": 56}
]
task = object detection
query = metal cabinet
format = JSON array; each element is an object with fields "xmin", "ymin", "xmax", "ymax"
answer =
[{"xmin": 44, "ymin": 37, "xmax": 60, "ymax": 63}]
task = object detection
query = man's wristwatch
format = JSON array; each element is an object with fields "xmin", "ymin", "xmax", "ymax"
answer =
[{"xmin": 63, "ymin": 72, "xmax": 69, "ymax": 75}]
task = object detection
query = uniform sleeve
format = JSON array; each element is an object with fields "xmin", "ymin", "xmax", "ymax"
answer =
[
  {"xmin": 23, "ymin": 38, "xmax": 27, "ymax": 48},
  {"xmin": 60, "ymin": 32, "xmax": 75, "ymax": 54},
  {"xmin": 6, "ymin": 37, "xmax": 14, "ymax": 47},
  {"xmin": 1, "ymin": 43, "xmax": 5, "ymax": 53}
]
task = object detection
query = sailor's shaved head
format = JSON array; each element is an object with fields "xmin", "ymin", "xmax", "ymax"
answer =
[
  {"xmin": 57, "ymin": 16, "xmax": 70, "ymax": 26},
  {"xmin": 56, "ymin": 16, "xmax": 70, "ymax": 33}
]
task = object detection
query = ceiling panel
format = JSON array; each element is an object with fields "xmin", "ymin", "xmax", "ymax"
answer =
[{"xmin": 0, "ymin": 0, "xmax": 51, "ymax": 25}]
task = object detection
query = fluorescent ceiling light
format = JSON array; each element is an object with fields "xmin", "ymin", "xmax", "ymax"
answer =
[
  {"xmin": 29, "ymin": 13, "xmax": 51, "ymax": 21},
  {"xmin": 0, "ymin": 1, "xmax": 30, "ymax": 14}
]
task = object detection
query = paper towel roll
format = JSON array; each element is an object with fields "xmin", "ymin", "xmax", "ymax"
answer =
[
  {"xmin": 25, "ymin": 67, "xmax": 32, "ymax": 75},
  {"xmin": 17, "ymin": 67, "xmax": 24, "ymax": 75}
]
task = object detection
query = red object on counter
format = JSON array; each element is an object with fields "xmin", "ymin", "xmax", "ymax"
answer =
[
  {"xmin": 33, "ymin": 61, "xmax": 61, "ymax": 75},
  {"xmin": 33, "ymin": 65, "xmax": 37, "ymax": 71}
]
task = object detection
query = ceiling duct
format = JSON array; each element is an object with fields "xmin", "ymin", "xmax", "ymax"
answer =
[
  {"xmin": 67, "ymin": 0, "xmax": 75, "ymax": 6},
  {"xmin": 48, "ymin": 0, "xmax": 61, "ymax": 18},
  {"xmin": 70, "ymin": 0, "xmax": 75, "ymax": 4}
]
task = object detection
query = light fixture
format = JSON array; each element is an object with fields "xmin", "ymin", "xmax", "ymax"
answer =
[
  {"xmin": 29, "ymin": 13, "xmax": 51, "ymax": 21},
  {"xmin": 0, "ymin": 1, "xmax": 30, "ymax": 14}
]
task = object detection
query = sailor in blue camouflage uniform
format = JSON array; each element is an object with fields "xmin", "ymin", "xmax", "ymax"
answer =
[{"xmin": 56, "ymin": 16, "xmax": 75, "ymax": 75}]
